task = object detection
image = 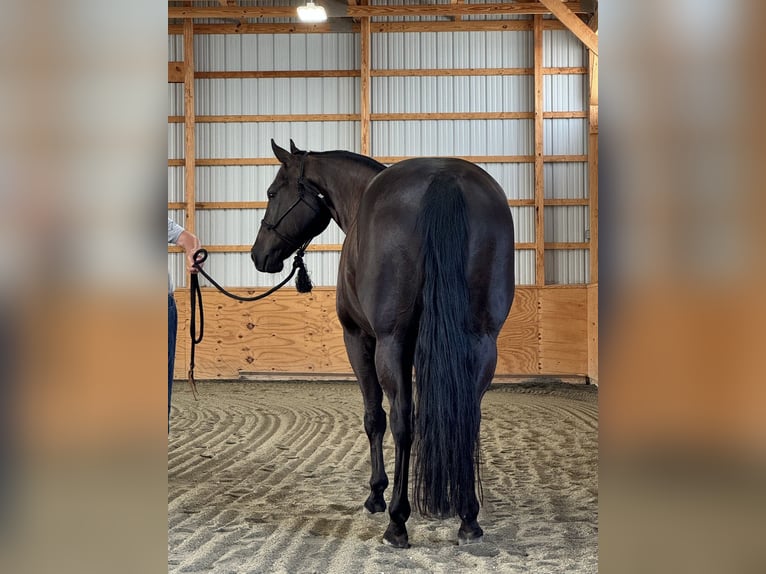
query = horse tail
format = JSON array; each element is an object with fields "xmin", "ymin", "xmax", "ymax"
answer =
[{"xmin": 413, "ymin": 173, "xmax": 480, "ymax": 518}]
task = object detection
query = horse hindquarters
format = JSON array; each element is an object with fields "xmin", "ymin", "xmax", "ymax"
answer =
[{"xmin": 413, "ymin": 175, "xmax": 482, "ymax": 537}]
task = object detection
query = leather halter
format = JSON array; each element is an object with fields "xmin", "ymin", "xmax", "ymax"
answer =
[{"xmin": 260, "ymin": 153, "xmax": 330, "ymax": 251}]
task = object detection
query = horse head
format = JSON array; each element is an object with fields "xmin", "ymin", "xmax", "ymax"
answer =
[{"xmin": 251, "ymin": 140, "xmax": 332, "ymax": 273}]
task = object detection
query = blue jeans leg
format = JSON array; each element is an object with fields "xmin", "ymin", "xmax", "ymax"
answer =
[{"xmin": 168, "ymin": 294, "xmax": 178, "ymax": 427}]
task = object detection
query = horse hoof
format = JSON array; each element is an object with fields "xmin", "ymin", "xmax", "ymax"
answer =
[
  {"xmin": 458, "ymin": 523, "xmax": 484, "ymax": 545},
  {"xmin": 458, "ymin": 534, "xmax": 484, "ymax": 546},
  {"xmin": 382, "ymin": 523, "xmax": 410, "ymax": 548},
  {"xmin": 364, "ymin": 495, "xmax": 386, "ymax": 514}
]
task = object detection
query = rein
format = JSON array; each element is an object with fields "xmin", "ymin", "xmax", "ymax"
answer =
[{"xmin": 187, "ymin": 243, "xmax": 313, "ymax": 400}]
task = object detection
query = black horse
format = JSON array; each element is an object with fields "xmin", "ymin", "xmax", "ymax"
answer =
[{"xmin": 252, "ymin": 140, "xmax": 515, "ymax": 548}]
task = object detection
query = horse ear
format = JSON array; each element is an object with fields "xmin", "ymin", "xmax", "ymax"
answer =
[
  {"xmin": 271, "ymin": 139, "xmax": 292, "ymax": 164},
  {"xmin": 289, "ymin": 139, "xmax": 303, "ymax": 155}
]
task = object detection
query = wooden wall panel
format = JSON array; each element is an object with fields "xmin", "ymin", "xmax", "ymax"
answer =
[
  {"xmin": 587, "ymin": 283, "xmax": 598, "ymax": 383},
  {"xmin": 496, "ymin": 287, "xmax": 539, "ymax": 374},
  {"xmin": 174, "ymin": 286, "xmax": 590, "ymax": 380},
  {"xmin": 538, "ymin": 286, "xmax": 588, "ymax": 375}
]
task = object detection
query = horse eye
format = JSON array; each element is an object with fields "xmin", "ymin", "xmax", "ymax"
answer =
[{"xmin": 267, "ymin": 191, "xmax": 276, "ymax": 200}]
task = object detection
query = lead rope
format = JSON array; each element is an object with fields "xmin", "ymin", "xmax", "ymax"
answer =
[{"xmin": 187, "ymin": 245, "xmax": 313, "ymax": 399}]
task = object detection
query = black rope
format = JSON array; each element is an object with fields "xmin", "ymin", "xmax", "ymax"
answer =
[{"xmin": 187, "ymin": 246, "xmax": 313, "ymax": 398}]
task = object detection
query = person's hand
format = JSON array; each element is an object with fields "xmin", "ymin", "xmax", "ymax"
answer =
[
  {"xmin": 177, "ymin": 230, "xmax": 202, "ymax": 274},
  {"xmin": 187, "ymin": 249, "xmax": 204, "ymax": 274}
]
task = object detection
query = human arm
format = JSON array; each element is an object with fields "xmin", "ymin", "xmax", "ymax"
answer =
[{"xmin": 175, "ymin": 229, "xmax": 202, "ymax": 274}]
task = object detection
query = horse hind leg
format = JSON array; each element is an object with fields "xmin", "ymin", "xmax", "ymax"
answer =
[
  {"xmin": 376, "ymin": 336, "xmax": 414, "ymax": 549},
  {"xmin": 343, "ymin": 329, "xmax": 388, "ymax": 513},
  {"xmin": 457, "ymin": 334, "xmax": 499, "ymax": 545}
]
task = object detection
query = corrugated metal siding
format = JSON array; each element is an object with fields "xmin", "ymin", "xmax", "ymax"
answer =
[
  {"xmin": 169, "ymin": 26, "xmax": 589, "ymax": 288},
  {"xmin": 541, "ymin": 29, "xmax": 589, "ymax": 285},
  {"xmin": 545, "ymin": 250, "xmax": 589, "ymax": 285}
]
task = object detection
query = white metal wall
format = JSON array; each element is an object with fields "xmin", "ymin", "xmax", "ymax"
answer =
[{"xmin": 169, "ymin": 25, "xmax": 589, "ymax": 288}]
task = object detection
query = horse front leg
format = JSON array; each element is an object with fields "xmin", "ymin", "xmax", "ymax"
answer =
[
  {"xmin": 343, "ymin": 329, "xmax": 388, "ymax": 513},
  {"xmin": 376, "ymin": 337, "xmax": 413, "ymax": 548}
]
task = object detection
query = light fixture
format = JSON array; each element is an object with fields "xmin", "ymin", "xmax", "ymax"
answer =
[{"xmin": 297, "ymin": 1, "xmax": 327, "ymax": 23}]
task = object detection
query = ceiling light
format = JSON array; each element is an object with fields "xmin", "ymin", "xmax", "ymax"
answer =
[{"xmin": 297, "ymin": 1, "xmax": 327, "ymax": 23}]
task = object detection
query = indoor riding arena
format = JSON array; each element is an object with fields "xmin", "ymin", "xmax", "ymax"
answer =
[{"xmin": 168, "ymin": 2, "xmax": 598, "ymax": 572}]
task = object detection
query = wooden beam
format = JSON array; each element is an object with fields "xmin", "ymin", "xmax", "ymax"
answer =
[
  {"xmin": 538, "ymin": 0, "xmax": 598, "ymax": 55},
  {"xmin": 183, "ymin": 17, "xmax": 196, "ymax": 237},
  {"xmin": 168, "ymin": 155, "xmax": 587, "ymax": 167},
  {"xmin": 360, "ymin": 16, "xmax": 371, "ymax": 155},
  {"xmin": 168, "ymin": 114, "xmax": 359, "ymax": 123},
  {"xmin": 197, "ymin": 70, "xmax": 358, "ymax": 79},
  {"xmin": 169, "ymin": 199, "xmax": 584, "ymax": 211},
  {"xmin": 169, "ymin": 3, "xmax": 588, "ymax": 20},
  {"xmin": 588, "ymin": 50, "xmax": 598, "ymax": 284},
  {"xmin": 534, "ymin": 15, "xmax": 545, "ymax": 287},
  {"xmin": 347, "ymin": 2, "xmax": 587, "ymax": 17},
  {"xmin": 168, "ymin": 20, "xmax": 574, "ymax": 35},
  {"xmin": 169, "ymin": 6, "xmax": 296, "ymax": 19},
  {"xmin": 371, "ymin": 112, "xmax": 533, "ymax": 121},
  {"xmin": 169, "ymin": 242, "xmax": 583, "ymax": 254},
  {"xmin": 188, "ymin": 67, "xmax": 586, "ymax": 79}
]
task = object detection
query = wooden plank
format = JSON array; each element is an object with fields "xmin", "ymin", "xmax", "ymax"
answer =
[
  {"xmin": 495, "ymin": 288, "xmax": 539, "ymax": 375},
  {"xmin": 191, "ymin": 67, "xmax": 585, "ymax": 79},
  {"xmin": 169, "ymin": 3, "xmax": 588, "ymax": 20},
  {"xmin": 545, "ymin": 242, "xmax": 589, "ymax": 250},
  {"xmin": 360, "ymin": 17, "xmax": 371, "ymax": 156},
  {"xmin": 168, "ymin": 114, "xmax": 359, "ymax": 123},
  {"xmin": 183, "ymin": 18, "xmax": 196, "ymax": 236},
  {"xmin": 168, "ymin": 156, "xmax": 585, "ymax": 167},
  {"xmin": 538, "ymin": 0, "xmax": 598, "ymax": 55},
  {"xmin": 544, "ymin": 154, "xmax": 588, "ymax": 162},
  {"xmin": 589, "ymin": 51, "xmax": 598, "ymax": 284},
  {"xmin": 347, "ymin": 2, "xmax": 587, "ymax": 17},
  {"xmin": 169, "ymin": 6, "xmax": 296, "ymax": 19},
  {"xmin": 373, "ymin": 67, "xmax": 532, "ymax": 77},
  {"xmin": 544, "ymin": 67, "xmax": 588, "ymax": 76},
  {"xmin": 587, "ymin": 283, "xmax": 598, "ymax": 383},
  {"xmin": 545, "ymin": 198, "xmax": 589, "ymax": 206},
  {"xmin": 371, "ymin": 112, "xmax": 533, "ymax": 121},
  {"xmin": 369, "ymin": 20, "xmax": 529, "ymax": 33},
  {"xmin": 168, "ymin": 61, "xmax": 184, "ymax": 83},
  {"xmin": 374, "ymin": 155, "xmax": 534, "ymax": 164},
  {"xmin": 538, "ymin": 286, "xmax": 588, "ymax": 375},
  {"xmin": 533, "ymin": 15, "xmax": 545, "ymax": 286},
  {"xmin": 545, "ymin": 111, "xmax": 587, "ymax": 119},
  {"xmin": 372, "ymin": 67, "xmax": 586, "ymax": 77},
  {"xmin": 170, "ymin": 242, "xmax": 566, "ymax": 254},
  {"xmin": 171, "ymin": 158, "xmax": 280, "ymax": 166},
  {"xmin": 168, "ymin": 20, "xmax": 572, "ymax": 35},
  {"xmin": 169, "ymin": 22, "xmax": 336, "ymax": 35},
  {"xmin": 194, "ymin": 201, "xmax": 268, "ymax": 210},
  {"xmin": 171, "ymin": 244, "xmax": 344, "ymax": 253},
  {"xmin": 196, "ymin": 70, "xmax": 359, "ymax": 79},
  {"xmin": 168, "ymin": 112, "xmax": 585, "ymax": 123}
]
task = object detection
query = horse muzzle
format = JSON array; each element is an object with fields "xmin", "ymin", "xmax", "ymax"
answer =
[{"xmin": 251, "ymin": 249, "xmax": 284, "ymax": 273}]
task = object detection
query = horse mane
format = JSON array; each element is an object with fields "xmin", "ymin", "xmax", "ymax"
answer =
[{"xmin": 311, "ymin": 150, "xmax": 387, "ymax": 172}]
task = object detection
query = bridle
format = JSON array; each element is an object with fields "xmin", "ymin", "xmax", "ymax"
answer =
[{"xmin": 260, "ymin": 152, "xmax": 330, "ymax": 252}]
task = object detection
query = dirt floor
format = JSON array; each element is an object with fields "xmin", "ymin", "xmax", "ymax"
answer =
[{"xmin": 168, "ymin": 380, "xmax": 598, "ymax": 573}]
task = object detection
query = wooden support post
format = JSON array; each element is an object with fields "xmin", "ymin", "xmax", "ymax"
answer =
[
  {"xmin": 360, "ymin": 16, "xmax": 371, "ymax": 156},
  {"xmin": 588, "ymin": 50, "xmax": 598, "ymax": 284},
  {"xmin": 534, "ymin": 15, "xmax": 545, "ymax": 286},
  {"xmin": 183, "ymin": 17, "xmax": 196, "ymax": 236}
]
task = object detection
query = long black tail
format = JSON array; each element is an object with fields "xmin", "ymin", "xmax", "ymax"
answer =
[{"xmin": 413, "ymin": 173, "xmax": 480, "ymax": 518}]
